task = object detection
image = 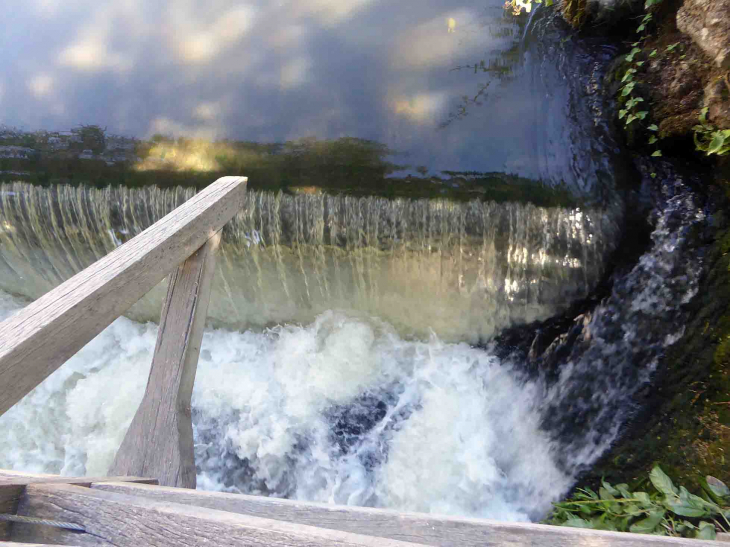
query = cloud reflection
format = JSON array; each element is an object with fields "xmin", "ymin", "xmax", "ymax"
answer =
[{"xmin": 0, "ymin": 0, "xmax": 610, "ymax": 190}]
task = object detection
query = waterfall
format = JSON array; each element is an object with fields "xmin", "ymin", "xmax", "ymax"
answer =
[
  {"xmin": 0, "ymin": 177, "xmax": 700, "ymax": 522},
  {"xmin": 0, "ymin": 182, "xmax": 621, "ymax": 341}
]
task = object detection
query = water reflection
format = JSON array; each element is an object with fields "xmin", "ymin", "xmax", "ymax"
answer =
[
  {"xmin": 0, "ymin": 129, "xmax": 578, "ymax": 206},
  {"xmin": 1, "ymin": 0, "xmax": 621, "ymax": 197}
]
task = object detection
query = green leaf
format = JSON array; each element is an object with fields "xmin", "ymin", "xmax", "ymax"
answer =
[
  {"xmin": 650, "ymin": 49, "xmax": 657, "ymax": 57},
  {"xmin": 699, "ymin": 107, "xmax": 709, "ymax": 124},
  {"xmin": 622, "ymin": 82, "xmax": 636, "ymax": 96},
  {"xmin": 564, "ymin": 517, "xmax": 593, "ymax": 528},
  {"xmin": 651, "ymin": 150, "xmax": 662, "ymax": 157},
  {"xmin": 545, "ymin": 0, "xmax": 554, "ymax": 6},
  {"xmin": 695, "ymin": 521, "xmax": 716, "ymax": 540},
  {"xmin": 665, "ymin": 499, "xmax": 706, "ymax": 517},
  {"xmin": 636, "ymin": 61, "xmax": 645, "ymax": 66},
  {"xmin": 648, "ymin": 124, "xmax": 658, "ymax": 131},
  {"xmin": 651, "ymin": 467, "xmax": 678, "ymax": 496},
  {"xmin": 637, "ymin": 24, "xmax": 645, "ymax": 32},
  {"xmin": 648, "ymin": 136, "xmax": 658, "ymax": 144},
  {"xmin": 579, "ymin": 504, "xmax": 593, "ymax": 516},
  {"xmin": 633, "ymin": 492, "xmax": 652, "ymax": 506},
  {"xmin": 663, "ymin": 489, "xmax": 717, "ymax": 518},
  {"xmin": 600, "ymin": 486, "xmax": 617, "ymax": 500},
  {"xmin": 602, "ymin": 481, "xmax": 619, "ymax": 497},
  {"xmin": 616, "ymin": 484, "xmax": 631, "ymax": 498},
  {"xmin": 642, "ymin": 13, "xmax": 653, "ymax": 22},
  {"xmin": 630, "ymin": 510, "xmax": 665, "ymax": 534},
  {"xmin": 650, "ymin": 172, "xmax": 657, "ymax": 178},
  {"xmin": 637, "ymin": 111, "xmax": 648, "ymax": 120},
  {"xmin": 626, "ymin": 115, "xmax": 638, "ymax": 125},
  {"xmin": 701, "ymin": 476, "xmax": 730, "ymax": 504},
  {"xmin": 707, "ymin": 132, "xmax": 727, "ymax": 155}
]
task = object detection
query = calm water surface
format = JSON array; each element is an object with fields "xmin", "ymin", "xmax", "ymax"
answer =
[{"xmin": 2, "ymin": 0, "xmax": 619, "ymax": 195}]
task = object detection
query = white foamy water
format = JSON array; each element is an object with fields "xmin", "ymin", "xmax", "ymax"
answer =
[{"xmin": 0, "ymin": 291, "xmax": 570, "ymax": 521}]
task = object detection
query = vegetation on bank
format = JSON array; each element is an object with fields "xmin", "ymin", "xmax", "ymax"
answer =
[{"xmin": 548, "ymin": 466, "xmax": 730, "ymax": 539}]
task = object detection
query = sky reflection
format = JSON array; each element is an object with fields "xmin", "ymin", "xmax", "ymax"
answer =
[{"xmin": 0, "ymin": 0, "xmax": 615, "ymax": 192}]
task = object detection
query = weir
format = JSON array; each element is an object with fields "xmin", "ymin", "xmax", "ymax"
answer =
[{"xmin": 0, "ymin": 182, "xmax": 621, "ymax": 342}]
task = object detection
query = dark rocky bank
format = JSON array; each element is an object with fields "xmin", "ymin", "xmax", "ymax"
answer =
[{"xmin": 557, "ymin": 0, "xmax": 730, "ymax": 490}]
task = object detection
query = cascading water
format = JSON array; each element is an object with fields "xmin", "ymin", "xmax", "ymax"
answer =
[
  {"xmin": 0, "ymin": 183, "xmax": 620, "ymax": 342},
  {"xmin": 0, "ymin": 171, "xmax": 703, "ymax": 521}
]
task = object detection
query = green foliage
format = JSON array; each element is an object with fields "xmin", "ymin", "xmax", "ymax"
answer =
[
  {"xmin": 614, "ymin": 2, "xmax": 663, "ymax": 157},
  {"xmin": 694, "ymin": 108, "xmax": 730, "ymax": 156},
  {"xmin": 548, "ymin": 466, "xmax": 730, "ymax": 540}
]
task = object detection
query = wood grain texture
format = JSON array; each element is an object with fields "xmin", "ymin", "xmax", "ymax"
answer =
[
  {"xmin": 108, "ymin": 233, "xmax": 221, "ymax": 489},
  {"xmin": 90, "ymin": 482, "xmax": 721, "ymax": 547},
  {"xmin": 0, "ymin": 176, "xmax": 246, "ymax": 417},
  {"xmin": 17, "ymin": 484, "xmax": 430, "ymax": 547},
  {"xmin": 0, "ymin": 470, "xmax": 157, "ymax": 486},
  {"xmin": 0, "ymin": 483, "xmax": 15, "ymax": 540},
  {"xmin": 0, "ymin": 543, "xmax": 80, "ymax": 546},
  {"xmin": 0, "ymin": 475, "xmax": 155, "ymax": 543}
]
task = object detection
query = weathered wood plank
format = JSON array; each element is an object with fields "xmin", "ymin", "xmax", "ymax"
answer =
[
  {"xmin": 0, "ymin": 475, "xmax": 155, "ymax": 543},
  {"xmin": 4, "ymin": 544, "xmax": 78, "ymax": 546},
  {"xmin": 0, "ymin": 176, "xmax": 246, "ymax": 417},
  {"xmin": 9, "ymin": 518, "xmax": 109, "ymax": 547},
  {"xmin": 17, "ymin": 484, "xmax": 430, "ymax": 547},
  {"xmin": 0, "ymin": 483, "xmax": 14, "ymax": 540},
  {"xmin": 108, "ymin": 233, "xmax": 221, "ymax": 488},
  {"xmin": 90, "ymin": 482, "xmax": 720, "ymax": 547},
  {"xmin": 0, "ymin": 470, "xmax": 157, "ymax": 485}
]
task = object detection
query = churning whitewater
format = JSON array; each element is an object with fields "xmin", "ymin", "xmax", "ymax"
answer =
[{"xmin": 0, "ymin": 293, "xmax": 568, "ymax": 521}]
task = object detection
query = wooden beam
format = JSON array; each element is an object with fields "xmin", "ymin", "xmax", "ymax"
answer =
[
  {"xmin": 16, "ymin": 484, "xmax": 430, "ymax": 547},
  {"xmin": 0, "ymin": 470, "xmax": 158, "ymax": 485},
  {"xmin": 0, "ymin": 543, "xmax": 80, "ymax": 546},
  {"xmin": 0, "ymin": 176, "xmax": 246, "ymax": 417},
  {"xmin": 0, "ymin": 474, "xmax": 155, "ymax": 542},
  {"xmin": 90, "ymin": 482, "xmax": 721, "ymax": 547},
  {"xmin": 108, "ymin": 233, "xmax": 221, "ymax": 488}
]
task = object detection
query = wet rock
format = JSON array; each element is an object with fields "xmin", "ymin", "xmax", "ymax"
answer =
[
  {"xmin": 560, "ymin": 0, "xmax": 642, "ymax": 28},
  {"xmin": 703, "ymin": 77, "xmax": 730, "ymax": 129},
  {"xmin": 677, "ymin": 0, "xmax": 730, "ymax": 70}
]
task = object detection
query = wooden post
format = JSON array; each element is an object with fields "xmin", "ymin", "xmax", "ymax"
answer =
[{"xmin": 108, "ymin": 232, "xmax": 221, "ymax": 488}]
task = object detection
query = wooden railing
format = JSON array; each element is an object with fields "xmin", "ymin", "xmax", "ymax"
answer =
[
  {"xmin": 0, "ymin": 175, "xmax": 726, "ymax": 545},
  {"xmin": 0, "ymin": 175, "xmax": 247, "ymax": 488}
]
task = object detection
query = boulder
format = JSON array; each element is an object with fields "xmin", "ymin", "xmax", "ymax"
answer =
[{"xmin": 677, "ymin": 0, "xmax": 730, "ymax": 70}]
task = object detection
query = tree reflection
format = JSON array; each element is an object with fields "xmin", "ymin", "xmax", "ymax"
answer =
[
  {"xmin": 440, "ymin": 10, "xmax": 528, "ymax": 128},
  {"xmin": 0, "ymin": 126, "xmax": 577, "ymax": 206}
]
